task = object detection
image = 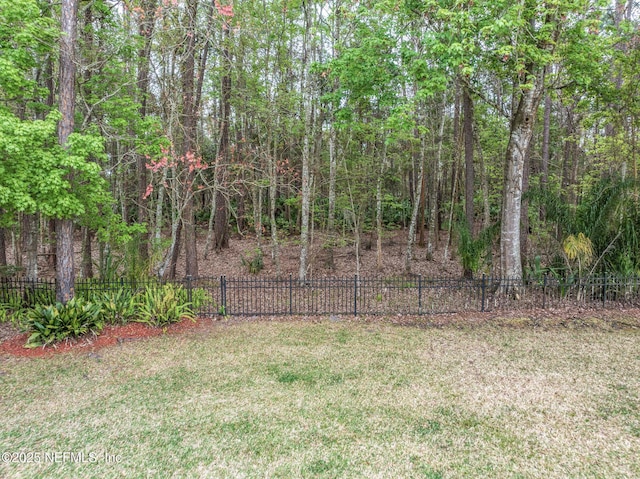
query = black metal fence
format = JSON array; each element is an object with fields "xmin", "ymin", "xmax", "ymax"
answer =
[{"xmin": 2, "ymin": 274, "xmax": 640, "ymax": 317}]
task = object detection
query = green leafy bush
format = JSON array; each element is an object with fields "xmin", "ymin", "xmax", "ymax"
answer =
[
  {"xmin": 136, "ymin": 284, "xmax": 195, "ymax": 328},
  {"xmin": 95, "ymin": 289, "xmax": 139, "ymax": 325},
  {"xmin": 22, "ymin": 285, "xmax": 56, "ymax": 307},
  {"xmin": 25, "ymin": 298, "xmax": 104, "ymax": 348}
]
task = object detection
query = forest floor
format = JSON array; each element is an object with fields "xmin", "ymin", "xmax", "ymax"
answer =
[
  {"xmin": 5, "ymin": 227, "xmax": 464, "ymax": 280},
  {"xmin": 188, "ymin": 228, "xmax": 464, "ymax": 279}
]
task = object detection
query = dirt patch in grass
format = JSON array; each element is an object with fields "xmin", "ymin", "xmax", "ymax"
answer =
[{"xmin": 0, "ymin": 317, "xmax": 207, "ymax": 358}]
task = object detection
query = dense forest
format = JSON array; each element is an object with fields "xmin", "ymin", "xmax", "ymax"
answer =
[{"xmin": 1, "ymin": 0, "xmax": 639, "ymax": 302}]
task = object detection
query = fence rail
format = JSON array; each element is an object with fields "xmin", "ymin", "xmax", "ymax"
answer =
[{"xmin": 3, "ymin": 274, "xmax": 640, "ymax": 317}]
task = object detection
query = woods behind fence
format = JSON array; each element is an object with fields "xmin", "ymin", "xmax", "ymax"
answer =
[{"xmin": 2, "ymin": 274, "xmax": 640, "ymax": 317}]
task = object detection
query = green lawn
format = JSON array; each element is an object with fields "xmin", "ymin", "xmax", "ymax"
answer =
[{"xmin": 1, "ymin": 319, "xmax": 639, "ymax": 478}]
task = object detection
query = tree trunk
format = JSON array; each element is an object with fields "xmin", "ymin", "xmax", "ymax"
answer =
[
  {"xmin": 22, "ymin": 214, "xmax": 38, "ymax": 282},
  {"xmin": 445, "ymin": 84, "xmax": 462, "ymax": 260},
  {"xmin": 0, "ymin": 227, "xmax": 6, "ymax": 270},
  {"xmin": 269, "ymin": 136, "xmax": 280, "ymax": 276},
  {"xmin": 463, "ymin": 83, "xmax": 475, "ymax": 236},
  {"xmin": 168, "ymin": 220, "xmax": 182, "ymax": 280},
  {"xmin": 427, "ymin": 97, "xmax": 447, "ymax": 259},
  {"xmin": 520, "ymin": 142, "xmax": 532, "ymax": 264},
  {"xmin": 405, "ymin": 111, "xmax": 426, "ymax": 274},
  {"xmin": 376, "ymin": 140, "xmax": 388, "ymax": 271},
  {"xmin": 47, "ymin": 219, "xmax": 56, "ymax": 270},
  {"xmin": 462, "ymin": 83, "xmax": 475, "ymax": 278},
  {"xmin": 56, "ymin": 0, "xmax": 79, "ymax": 303},
  {"xmin": 541, "ymin": 92, "xmax": 551, "ymax": 188},
  {"xmin": 561, "ymin": 105, "xmax": 580, "ymax": 208},
  {"xmin": 81, "ymin": 226, "xmax": 93, "ymax": 279},
  {"xmin": 135, "ymin": 0, "xmax": 158, "ymax": 266},
  {"xmin": 298, "ymin": 4, "xmax": 313, "ymax": 282},
  {"xmin": 416, "ymin": 144, "xmax": 428, "ymax": 248},
  {"xmin": 500, "ymin": 66, "xmax": 546, "ymax": 282},
  {"xmin": 182, "ymin": 0, "xmax": 199, "ymax": 278},
  {"xmin": 476, "ymin": 133, "xmax": 491, "ymax": 230},
  {"xmin": 215, "ymin": 26, "xmax": 232, "ymax": 252}
]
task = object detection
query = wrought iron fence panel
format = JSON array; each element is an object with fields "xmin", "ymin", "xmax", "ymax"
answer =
[{"xmin": 2, "ymin": 274, "xmax": 640, "ymax": 316}]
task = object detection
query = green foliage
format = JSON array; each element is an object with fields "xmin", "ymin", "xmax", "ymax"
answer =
[
  {"xmin": 241, "ymin": 248, "xmax": 264, "ymax": 274},
  {"xmin": 94, "ymin": 289, "xmax": 139, "ymax": 325},
  {"xmin": 0, "ymin": 0, "xmax": 57, "ymax": 102},
  {"xmin": 0, "ymin": 109, "xmax": 113, "ymax": 222},
  {"xmin": 136, "ymin": 284, "xmax": 196, "ymax": 328},
  {"xmin": 529, "ymin": 177, "xmax": 640, "ymax": 276},
  {"xmin": 187, "ymin": 287, "xmax": 210, "ymax": 311},
  {"xmin": 25, "ymin": 298, "xmax": 104, "ymax": 348},
  {"xmin": 455, "ymin": 216, "xmax": 498, "ymax": 277},
  {"xmin": 22, "ymin": 284, "xmax": 56, "ymax": 308},
  {"xmin": 563, "ymin": 232, "xmax": 594, "ymax": 276}
]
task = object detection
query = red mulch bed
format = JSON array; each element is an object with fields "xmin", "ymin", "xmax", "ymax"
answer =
[{"xmin": 0, "ymin": 317, "xmax": 206, "ymax": 358}]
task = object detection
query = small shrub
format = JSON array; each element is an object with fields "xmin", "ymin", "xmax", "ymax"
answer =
[
  {"xmin": 136, "ymin": 283, "xmax": 195, "ymax": 328},
  {"xmin": 95, "ymin": 289, "xmax": 139, "ymax": 325},
  {"xmin": 25, "ymin": 298, "xmax": 104, "ymax": 348},
  {"xmin": 241, "ymin": 248, "xmax": 264, "ymax": 274},
  {"xmin": 182, "ymin": 287, "xmax": 210, "ymax": 311},
  {"xmin": 22, "ymin": 285, "xmax": 55, "ymax": 308}
]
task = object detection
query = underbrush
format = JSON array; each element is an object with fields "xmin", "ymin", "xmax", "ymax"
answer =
[{"xmin": 2, "ymin": 283, "xmax": 209, "ymax": 348}]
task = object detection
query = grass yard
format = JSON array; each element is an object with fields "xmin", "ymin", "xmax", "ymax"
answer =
[{"xmin": 1, "ymin": 318, "xmax": 639, "ymax": 478}]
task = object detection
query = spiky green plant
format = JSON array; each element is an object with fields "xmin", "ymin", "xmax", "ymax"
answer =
[
  {"xmin": 136, "ymin": 284, "xmax": 196, "ymax": 328},
  {"xmin": 25, "ymin": 298, "xmax": 104, "ymax": 348}
]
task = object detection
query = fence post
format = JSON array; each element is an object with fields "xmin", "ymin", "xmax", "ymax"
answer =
[
  {"xmin": 354, "ymin": 275, "xmax": 358, "ymax": 316},
  {"xmin": 481, "ymin": 274, "xmax": 486, "ymax": 312},
  {"xmin": 289, "ymin": 273, "xmax": 293, "ymax": 315},
  {"xmin": 219, "ymin": 275, "xmax": 227, "ymax": 316},
  {"xmin": 185, "ymin": 275, "xmax": 193, "ymax": 304},
  {"xmin": 543, "ymin": 273, "xmax": 547, "ymax": 309},
  {"xmin": 602, "ymin": 272, "xmax": 607, "ymax": 308},
  {"xmin": 418, "ymin": 274, "xmax": 422, "ymax": 315}
]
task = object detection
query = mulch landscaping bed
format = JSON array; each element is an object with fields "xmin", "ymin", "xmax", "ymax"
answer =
[{"xmin": 0, "ymin": 317, "xmax": 208, "ymax": 358}]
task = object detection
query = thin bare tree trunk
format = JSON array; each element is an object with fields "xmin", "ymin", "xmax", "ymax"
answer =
[
  {"xmin": 204, "ymin": 190, "xmax": 217, "ymax": 259},
  {"xmin": 298, "ymin": 3, "xmax": 313, "ymax": 282},
  {"xmin": 22, "ymin": 214, "xmax": 38, "ymax": 282},
  {"xmin": 520, "ymin": 143, "xmax": 532, "ymax": 264},
  {"xmin": 254, "ymin": 185, "xmax": 263, "ymax": 243},
  {"xmin": 405, "ymin": 112, "xmax": 426, "ymax": 274},
  {"xmin": 56, "ymin": 0, "xmax": 78, "ymax": 303},
  {"xmin": 269, "ymin": 138, "xmax": 280, "ymax": 276},
  {"xmin": 462, "ymin": 83, "xmax": 475, "ymax": 278},
  {"xmin": 154, "ymin": 169, "xmax": 167, "ymax": 242},
  {"xmin": 541, "ymin": 92, "xmax": 551, "ymax": 188},
  {"xmin": 81, "ymin": 226, "xmax": 93, "ymax": 278},
  {"xmin": 215, "ymin": 26, "xmax": 232, "ymax": 251},
  {"xmin": 427, "ymin": 98, "xmax": 446, "ymax": 259},
  {"xmin": 135, "ymin": 0, "xmax": 158, "ymax": 266},
  {"xmin": 0, "ymin": 228, "xmax": 6, "ymax": 270},
  {"xmin": 182, "ymin": 0, "xmax": 199, "ymax": 278},
  {"xmin": 476, "ymin": 133, "xmax": 491, "ymax": 230},
  {"xmin": 463, "ymin": 84, "xmax": 475, "ymax": 235},
  {"xmin": 376, "ymin": 139, "xmax": 388, "ymax": 271},
  {"xmin": 445, "ymin": 84, "xmax": 462, "ymax": 260}
]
